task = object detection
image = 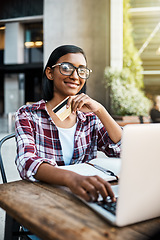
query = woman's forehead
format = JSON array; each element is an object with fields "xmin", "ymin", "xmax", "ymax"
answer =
[{"xmin": 57, "ymin": 53, "xmax": 86, "ymax": 65}]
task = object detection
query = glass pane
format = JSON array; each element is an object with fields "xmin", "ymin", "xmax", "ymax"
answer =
[
  {"xmin": 0, "ymin": 25, "xmax": 5, "ymax": 64},
  {"xmin": 130, "ymin": 0, "xmax": 160, "ymax": 8},
  {"xmin": 130, "ymin": 1, "xmax": 160, "ymax": 95},
  {"xmin": 24, "ymin": 23, "xmax": 43, "ymax": 63}
]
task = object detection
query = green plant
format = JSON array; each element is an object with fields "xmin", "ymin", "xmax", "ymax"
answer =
[
  {"xmin": 104, "ymin": 67, "xmax": 151, "ymax": 116},
  {"xmin": 104, "ymin": 0, "xmax": 152, "ymax": 116},
  {"xmin": 123, "ymin": 0, "xmax": 144, "ymax": 89}
]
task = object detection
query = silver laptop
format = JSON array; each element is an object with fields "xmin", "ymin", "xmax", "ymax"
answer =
[{"xmin": 84, "ymin": 123, "xmax": 160, "ymax": 227}]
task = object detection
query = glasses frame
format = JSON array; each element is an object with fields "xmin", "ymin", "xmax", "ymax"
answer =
[{"xmin": 51, "ymin": 62, "xmax": 92, "ymax": 79}]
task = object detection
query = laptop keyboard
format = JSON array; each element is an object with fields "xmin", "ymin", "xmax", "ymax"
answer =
[{"xmin": 97, "ymin": 199, "xmax": 117, "ymax": 215}]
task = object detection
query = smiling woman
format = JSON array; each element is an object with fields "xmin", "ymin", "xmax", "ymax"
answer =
[
  {"xmin": 45, "ymin": 52, "xmax": 88, "ymax": 100},
  {"xmin": 15, "ymin": 45, "xmax": 122, "ymax": 210},
  {"xmin": 42, "ymin": 45, "xmax": 87, "ymax": 101}
]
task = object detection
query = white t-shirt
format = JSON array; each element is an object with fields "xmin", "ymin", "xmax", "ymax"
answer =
[{"xmin": 57, "ymin": 123, "xmax": 77, "ymax": 165}]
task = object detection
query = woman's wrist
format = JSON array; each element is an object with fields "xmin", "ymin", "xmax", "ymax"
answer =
[
  {"xmin": 64, "ymin": 171, "xmax": 78, "ymax": 188},
  {"xmin": 94, "ymin": 104, "xmax": 108, "ymax": 118},
  {"xmin": 92, "ymin": 102, "xmax": 102, "ymax": 114}
]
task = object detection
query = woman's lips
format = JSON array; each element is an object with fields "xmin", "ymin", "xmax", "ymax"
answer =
[{"xmin": 64, "ymin": 81, "xmax": 79, "ymax": 88}]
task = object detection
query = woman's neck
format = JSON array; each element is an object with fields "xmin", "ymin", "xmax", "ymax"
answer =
[
  {"xmin": 46, "ymin": 96, "xmax": 77, "ymax": 128},
  {"xmin": 48, "ymin": 95, "xmax": 69, "ymax": 109}
]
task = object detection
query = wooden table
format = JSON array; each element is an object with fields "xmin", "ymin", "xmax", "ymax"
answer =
[{"xmin": 0, "ymin": 180, "xmax": 159, "ymax": 240}]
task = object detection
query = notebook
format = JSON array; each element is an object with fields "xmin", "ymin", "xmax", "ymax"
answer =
[
  {"xmin": 84, "ymin": 123, "xmax": 160, "ymax": 227},
  {"xmin": 60, "ymin": 157, "xmax": 121, "ymax": 182}
]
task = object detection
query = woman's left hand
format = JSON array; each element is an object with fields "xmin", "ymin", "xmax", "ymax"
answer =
[
  {"xmin": 67, "ymin": 93, "xmax": 102, "ymax": 114},
  {"xmin": 67, "ymin": 93, "xmax": 122, "ymax": 143}
]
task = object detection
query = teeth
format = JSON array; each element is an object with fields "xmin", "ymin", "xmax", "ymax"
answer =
[
  {"xmin": 65, "ymin": 82, "xmax": 79, "ymax": 87},
  {"xmin": 66, "ymin": 82, "xmax": 78, "ymax": 85}
]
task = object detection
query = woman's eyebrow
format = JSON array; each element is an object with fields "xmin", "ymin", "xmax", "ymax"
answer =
[{"xmin": 79, "ymin": 64, "xmax": 87, "ymax": 67}]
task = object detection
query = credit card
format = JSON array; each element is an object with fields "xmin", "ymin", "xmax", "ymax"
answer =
[{"xmin": 52, "ymin": 97, "xmax": 72, "ymax": 121}]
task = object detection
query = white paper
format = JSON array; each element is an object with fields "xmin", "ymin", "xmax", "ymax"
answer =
[{"xmin": 59, "ymin": 157, "xmax": 121, "ymax": 181}]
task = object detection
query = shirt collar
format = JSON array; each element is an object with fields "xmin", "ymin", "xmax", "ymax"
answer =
[
  {"xmin": 28, "ymin": 99, "xmax": 47, "ymax": 112},
  {"xmin": 29, "ymin": 99, "xmax": 94, "ymax": 122}
]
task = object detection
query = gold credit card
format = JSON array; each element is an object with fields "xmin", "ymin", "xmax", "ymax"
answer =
[{"xmin": 52, "ymin": 97, "xmax": 72, "ymax": 121}]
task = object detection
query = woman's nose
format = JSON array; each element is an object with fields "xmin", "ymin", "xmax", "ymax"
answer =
[{"xmin": 70, "ymin": 69, "xmax": 79, "ymax": 80}]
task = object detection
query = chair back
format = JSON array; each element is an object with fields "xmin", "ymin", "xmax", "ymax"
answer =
[{"xmin": 0, "ymin": 133, "xmax": 20, "ymax": 183}]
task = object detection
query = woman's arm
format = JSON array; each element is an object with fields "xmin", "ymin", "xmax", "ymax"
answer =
[
  {"xmin": 15, "ymin": 108, "xmax": 57, "ymax": 181},
  {"xmin": 68, "ymin": 94, "xmax": 122, "ymax": 143},
  {"xmin": 94, "ymin": 105, "xmax": 122, "ymax": 143},
  {"xmin": 34, "ymin": 163, "xmax": 116, "ymax": 202}
]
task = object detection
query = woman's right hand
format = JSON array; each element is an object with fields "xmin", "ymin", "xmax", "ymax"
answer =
[
  {"xmin": 35, "ymin": 163, "xmax": 115, "ymax": 202},
  {"xmin": 66, "ymin": 172, "xmax": 116, "ymax": 202}
]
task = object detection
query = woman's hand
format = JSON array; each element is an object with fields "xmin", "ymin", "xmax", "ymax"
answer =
[
  {"xmin": 67, "ymin": 93, "xmax": 122, "ymax": 143},
  {"xmin": 35, "ymin": 163, "xmax": 115, "ymax": 202},
  {"xmin": 66, "ymin": 172, "xmax": 116, "ymax": 202},
  {"xmin": 67, "ymin": 93, "xmax": 102, "ymax": 114}
]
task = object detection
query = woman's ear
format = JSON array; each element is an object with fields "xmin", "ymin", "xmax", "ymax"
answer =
[{"xmin": 45, "ymin": 67, "xmax": 54, "ymax": 80}]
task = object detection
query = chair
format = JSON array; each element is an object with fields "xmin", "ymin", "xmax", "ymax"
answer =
[{"xmin": 0, "ymin": 133, "xmax": 33, "ymax": 240}]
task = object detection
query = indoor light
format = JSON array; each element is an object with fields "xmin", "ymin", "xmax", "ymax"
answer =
[
  {"xmin": 0, "ymin": 26, "xmax": 5, "ymax": 30},
  {"xmin": 25, "ymin": 41, "xmax": 35, "ymax": 47},
  {"xmin": 24, "ymin": 41, "xmax": 43, "ymax": 48},
  {"xmin": 156, "ymin": 46, "xmax": 160, "ymax": 55},
  {"xmin": 35, "ymin": 41, "xmax": 43, "ymax": 47}
]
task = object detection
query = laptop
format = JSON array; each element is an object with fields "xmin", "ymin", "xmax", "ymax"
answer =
[{"xmin": 84, "ymin": 123, "xmax": 160, "ymax": 227}]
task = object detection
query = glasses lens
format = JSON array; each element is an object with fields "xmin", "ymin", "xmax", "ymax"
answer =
[
  {"xmin": 78, "ymin": 67, "xmax": 90, "ymax": 79},
  {"xmin": 59, "ymin": 62, "xmax": 91, "ymax": 79},
  {"xmin": 60, "ymin": 63, "xmax": 73, "ymax": 76}
]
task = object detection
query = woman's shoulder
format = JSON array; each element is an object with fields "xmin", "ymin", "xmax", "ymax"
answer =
[{"xmin": 16, "ymin": 99, "xmax": 46, "ymax": 116}]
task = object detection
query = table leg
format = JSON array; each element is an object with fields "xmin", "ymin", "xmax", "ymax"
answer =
[
  {"xmin": 4, "ymin": 213, "xmax": 20, "ymax": 240},
  {"xmin": 4, "ymin": 213, "xmax": 33, "ymax": 240}
]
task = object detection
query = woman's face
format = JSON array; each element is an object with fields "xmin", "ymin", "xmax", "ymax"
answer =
[{"xmin": 52, "ymin": 53, "xmax": 87, "ymax": 98}]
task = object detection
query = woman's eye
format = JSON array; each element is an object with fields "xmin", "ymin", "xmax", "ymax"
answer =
[
  {"xmin": 79, "ymin": 68, "xmax": 85, "ymax": 73},
  {"xmin": 62, "ymin": 64, "xmax": 72, "ymax": 71}
]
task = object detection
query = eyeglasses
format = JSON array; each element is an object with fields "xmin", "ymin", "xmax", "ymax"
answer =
[{"xmin": 51, "ymin": 62, "xmax": 92, "ymax": 79}]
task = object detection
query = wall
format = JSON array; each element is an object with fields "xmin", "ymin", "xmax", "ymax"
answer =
[
  {"xmin": 110, "ymin": 0, "xmax": 123, "ymax": 69},
  {"xmin": 4, "ymin": 22, "xmax": 25, "ymax": 114},
  {"xmin": 44, "ymin": 0, "xmax": 110, "ymax": 107},
  {"xmin": 4, "ymin": 74, "xmax": 19, "ymax": 113},
  {"xmin": 4, "ymin": 22, "xmax": 24, "ymax": 64}
]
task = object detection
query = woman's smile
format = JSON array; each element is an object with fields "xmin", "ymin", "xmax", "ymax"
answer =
[
  {"xmin": 51, "ymin": 53, "xmax": 86, "ymax": 97},
  {"xmin": 64, "ymin": 80, "xmax": 80, "ymax": 89}
]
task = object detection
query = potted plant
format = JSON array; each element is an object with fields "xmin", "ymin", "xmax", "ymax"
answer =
[{"xmin": 104, "ymin": 67, "xmax": 151, "ymax": 121}]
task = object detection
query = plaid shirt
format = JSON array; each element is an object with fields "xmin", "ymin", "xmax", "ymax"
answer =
[{"xmin": 15, "ymin": 100, "xmax": 121, "ymax": 181}]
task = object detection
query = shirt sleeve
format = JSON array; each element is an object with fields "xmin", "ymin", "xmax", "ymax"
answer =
[
  {"xmin": 15, "ymin": 109, "xmax": 57, "ymax": 181},
  {"xmin": 97, "ymin": 119, "xmax": 121, "ymax": 158}
]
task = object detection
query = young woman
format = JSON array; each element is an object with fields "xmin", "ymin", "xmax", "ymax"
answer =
[{"xmin": 15, "ymin": 45, "xmax": 122, "ymax": 203}]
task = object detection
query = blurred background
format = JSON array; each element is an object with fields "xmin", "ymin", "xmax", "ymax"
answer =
[
  {"xmin": 0, "ymin": 0, "xmax": 160, "ymax": 132},
  {"xmin": 0, "ymin": 1, "xmax": 160, "ymax": 238}
]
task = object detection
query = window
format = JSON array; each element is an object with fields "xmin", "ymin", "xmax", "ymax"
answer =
[
  {"xmin": 130, "ymin": 0, "xmax": 160, "ymax": 95},
  {"xmin": 0, "ymin": 25, "xmax": 5, "ymax": 64},
  {"xmin": 24, "ymin": 23, "xmax": 43, "ymax": 63}
]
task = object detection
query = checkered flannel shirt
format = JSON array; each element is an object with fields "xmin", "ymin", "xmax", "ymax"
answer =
[{"xmin": 15, "ymin": 100, "xmax": 121, "ymax": 181}]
